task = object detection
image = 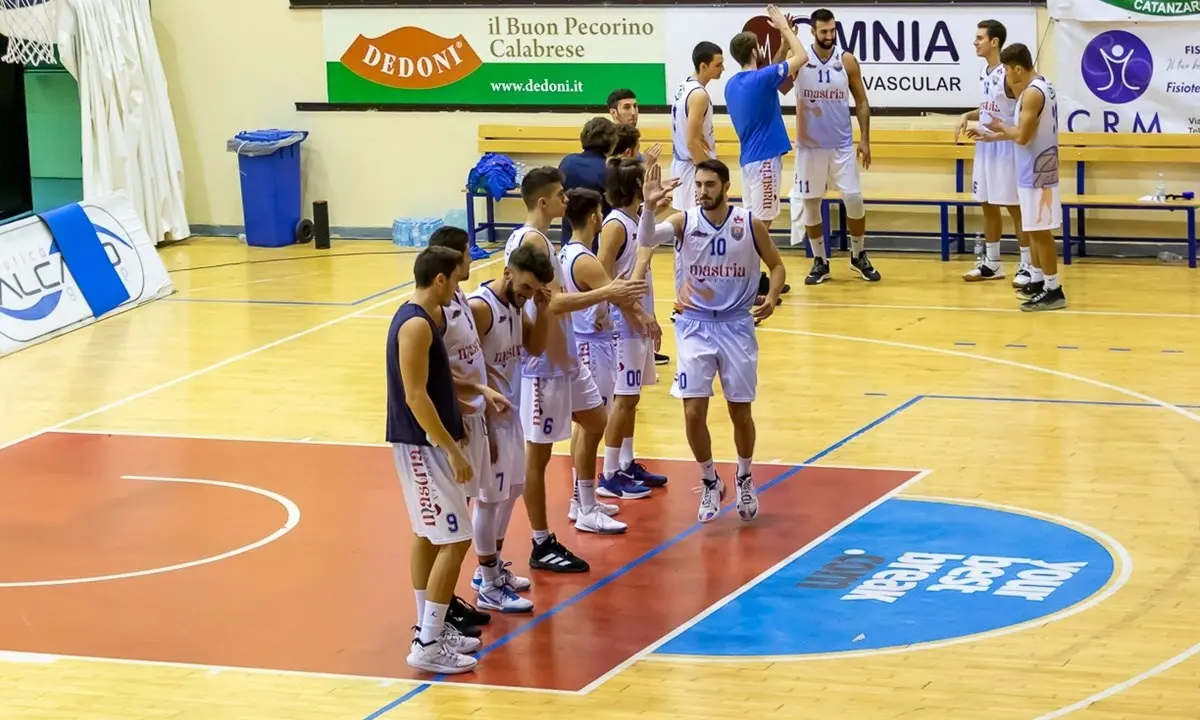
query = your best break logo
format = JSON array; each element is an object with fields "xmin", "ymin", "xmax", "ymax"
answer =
[{"xmin": 657, "ymin": 498, "xmax": 1121, "ymax": 658}]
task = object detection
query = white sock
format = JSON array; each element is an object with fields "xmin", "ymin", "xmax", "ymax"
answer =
[
  {"xmin": 850, "ymin": 235, "xmax": 865, "ymax": 257},
  {"xmin": 603, "ymin": 446, "xmax": 621, "ymax": 477},
  {"xmin": 1020, "ymin": 246, "xmax": 1031, "ymax": 265},
  {"xmin": 414, "ymin": 589, "xmax": 426, "ymax": 628},
  {"xmin": 619, "ymin": 437, "xmax": 635, "ymax": 470},
  {"xmin": 986, "ymin": 243, "xmax": 1001, "ymax": 263},
  {"xmin": 533, "ymin": 528, "xmax": 551, "ymax": 544},
  {"xmin": 699, "ymin": 458, "xmax": 717, "ymax": 482},
  {"xmin": 1045, "ymin": 273, "xmax": 1060, "ymax": 291},
  {"xmin": 572, "ymin": 467, "xmax": 579, "ymax": 502},
  {"xmin": 737, "ymin": 456, "xmax": 752, "ymax": 477},
  {"xmin": 480, "ymin": 557, "xmax": 501, "ymax": 586},
  {"xmin": 809, "ymin": 234, "xmax": 827, "ymax": 259},
  {"xmin": 577, "ymin": 477, "xmax": 597, "ymax": 511},
  {"xmin": 1030, "ymin": 267, "xmax": 1044, "ymax": 283},
  {"xmin": 418, "ymin": 601, "xmax": 448, "ymax": 645}
]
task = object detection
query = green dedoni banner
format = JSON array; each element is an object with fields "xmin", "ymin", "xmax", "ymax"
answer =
[{"xmin": 323, "ymin": 8, "xmax": 667, "ymax": 105}]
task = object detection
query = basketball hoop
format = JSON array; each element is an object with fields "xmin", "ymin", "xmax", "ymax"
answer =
[{"xmin": 0, "ymin": 0, "xmax": 60, "ymax": 66}]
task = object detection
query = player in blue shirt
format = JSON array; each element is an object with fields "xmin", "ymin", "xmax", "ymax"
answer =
[{"xmin": 724, "ymin": 4, "xmax": 807, "ymax": 225}]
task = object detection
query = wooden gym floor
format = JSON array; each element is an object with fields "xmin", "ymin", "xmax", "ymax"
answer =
[{"xmin": 1, "ymin": 239, "xmax": 1198, "ymax": 719}]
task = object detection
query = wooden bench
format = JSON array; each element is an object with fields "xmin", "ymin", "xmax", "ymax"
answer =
[{"xmin": 471, "ymin": 124, "xmax": 1200, "ymax": 268}]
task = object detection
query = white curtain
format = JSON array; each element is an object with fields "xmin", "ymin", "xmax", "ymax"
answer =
[{"xmin": 57, "ymin": 0, "xmax": 190, "ymax": 244}]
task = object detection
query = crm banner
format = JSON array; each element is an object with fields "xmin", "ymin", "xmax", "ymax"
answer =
[
  {"xmin": 322, "ymin": 5, "xmax": 1038, "ymax": 109},
  {"xmin": 0, "ymin": 193, "xmax": 175, "ymax": 357},
  {"xmin": 1054, "ymin": 20, "xmax": 1200, "ymax": 133},
  {"xmin": 1048, "ymin": 0, "xmax": 1200, "ymax": 21}
]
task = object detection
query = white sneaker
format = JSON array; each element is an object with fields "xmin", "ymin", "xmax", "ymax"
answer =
[
  {"xmin": 574, "ymin": 505, "xmax": 628, "ymax": 534},
  {"xmin": 413, "ymin": 623, "xmax": 482, "ymax": 654},
  {"xmin": 567, "ymin": 497, "xmax": 619, "ymax": 521},
  {"xmin": 735, "ymin": 474, "xmax": 759, "ymax": 521},
  {"xmin": 477, "ymin": 581, "xmax": 534, "ymax": 613},
  {"xmin": 1012, "ymin": 262, "xmax": 1033, "ymax": 288},
  {"xmin": 472, "ymin": 561, "xmax": 532, "ymax": 592},
  {"xmin": 406, "ymin": 637, "xmax": 478, "ymax": 674},
  {"xmin": 962, "ymin": 260, "xmax": 1005, "ymax": 282},
  {"xmin": 698, "ymin": 478, "xmax": 724, "ymax": 523}
]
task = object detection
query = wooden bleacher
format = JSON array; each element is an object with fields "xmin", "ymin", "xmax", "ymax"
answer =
[{"xmin": 472, "ymin": 124, "xmax": 1200, "ymax": 268}]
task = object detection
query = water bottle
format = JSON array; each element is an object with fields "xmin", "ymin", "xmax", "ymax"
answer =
[
  {"xmin": 973, "ymin": 233, "xmax": 984, "ymax": 259},
  {"xmin": 391, "ymin": 219, "xmax": 406, "ymax": 247},
  {"xmin": 415, "ymin": 219, "xmax": 431, "ymax": 248},
  {"xmin": 515, "ymin": 162, "xmax": 528, "ymax": 183},
  {"xmin": 1156, "ymin": 173, "xmax": 1166, "ymax": 202}
]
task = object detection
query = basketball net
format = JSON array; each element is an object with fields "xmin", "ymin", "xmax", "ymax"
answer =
[{"xmin": 0, "ymin": 0, "xmax": 60, "ymax": 66}]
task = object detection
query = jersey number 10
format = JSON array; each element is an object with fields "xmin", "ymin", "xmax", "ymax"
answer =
[{"xmin": 710, "ymin": 237, "xmax": 726, "ymax": 256}]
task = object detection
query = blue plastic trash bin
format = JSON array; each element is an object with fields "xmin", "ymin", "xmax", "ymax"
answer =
[{"xmin": 227, "ymin": 129, "xmax": 309, "ymax": 248}]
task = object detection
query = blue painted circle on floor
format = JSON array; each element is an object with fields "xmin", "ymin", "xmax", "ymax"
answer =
[{"xmin": 657, "ymin": 498, "xmax": 1117, "ymax": 657}]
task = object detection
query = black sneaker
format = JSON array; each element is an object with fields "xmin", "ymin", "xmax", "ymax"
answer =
[
  {"xmin": 805, "ymin": 257, "xmax": 831, "ymax": 285},
  {"xmin": 448, "ymin": 594, "xmax": 490, "ymax": 632},
  {"xmin": 850, "ymin": 252, "xmax": 882, "ymax": 281},
  {"xmin": 654, "ymin": 352, "xmax": 669, "ymax": 365},
  {"xmin": 1016, "ymin": 280, "xmax": 1044, "ymax": 301},
  {"xmin": 1020, "ymin": 286, "xmax": 1067, "ymax": 312},
  {"xmin": 529, "ymin": 533, "xmax": 589, "ymax": 573}
]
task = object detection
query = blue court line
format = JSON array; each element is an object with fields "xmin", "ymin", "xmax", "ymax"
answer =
[
  {"xmin": 165, "ymin": 280, "xmax": 416, "ymax": 308},
  {"xmin": 361, "ymin": 395, "xmax": 923, "ymax": 719}
]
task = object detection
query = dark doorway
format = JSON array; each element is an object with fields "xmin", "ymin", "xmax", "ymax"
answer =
[{"xmin": 0, "ymin": 34, "xmax": 35, "ymax": 224}]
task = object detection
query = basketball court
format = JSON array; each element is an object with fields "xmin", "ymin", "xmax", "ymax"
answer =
[{"xmin": 2, "ymin": 240, "xmax": 1198, "ymax": 719}]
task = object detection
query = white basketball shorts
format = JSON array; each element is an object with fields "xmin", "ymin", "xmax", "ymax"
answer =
[
  {"xmin": 791, "ymin": 146, "xmax": 861, "ymax": 200},
  {"xmin": 1018, "ymin": 185, "xmax": 1062, "ymax": 233},
  {"xmin": 520, "ymin": 362, "xmax": 604, "ymax": 444},
  {"xmin": 576, "ymin": 335, "xmax": 615, "ymax": 407},
  {"xmin": 614, "ymin": 334, "xmax": 656, "ymax": 396},
  {"xmin": 392, "ymin": 442, "xmax": 473, "ymax": 545},
  {"xmin": 489, "ymin": 413, "xmax": 525, "ymax": 501},
  {"xmin": 741, "ymin": 156, "xmax": 783, "ymax": 221},
  {"xmin": 972, "ymin": 140, "xmax": 1019, "ymax": 207},
  {"xmin": 670, "ymin": 315, "xmax": 759, "ymax": 403},
  {"xmin": 461, "ymin": 411, "xmax": 502, "ymax": 503},
  {"xmin": 671, "ymin": 158, "xmax": 698, "ymax": 211}
]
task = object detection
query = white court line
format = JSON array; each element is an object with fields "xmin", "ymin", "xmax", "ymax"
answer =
[
  {"xmin": 576, "ymin": 469, "xmax": 932, "ymax": 694},
  {"xmin": 179, "ymin": 271, "xmax": 323, "ymax": 294},
  {"xmin": 1032, "ymin": 643, "xmax": 1200, "ymax": 719},
  {"xmin": 646, "ymin": 494, "xmax": 1133, "ymax": 665},
  {"xmin": 0, "ymin": 649, "xmax": 578, "ymax": 696},
  {"xmin": 751, "ymin": 326, "xmax": 1199, "ymax": 717},
  {"xmin": 650, "ymin": 297, "xmax": 1200, "ymax": 320},
  {"xmin": 0, "ymin": 256, "xmax": 504, "ymax": 455},
  {"xmin": 0, "ymin": 475, "xmax": 300, "ymax": 588},
  {"xmin": 43, "ymin": 429, "xmax": 930, "ymax": 475}
]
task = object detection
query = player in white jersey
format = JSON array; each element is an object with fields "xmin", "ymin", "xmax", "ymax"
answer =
[
  {"xmin": 649, "ymin": 158, "xmax": 786, "ymax": 524},
  {"xmin": 977, "ymin": 43, "xmax": 1066, "ymax": 312},
  {"xmin": 561, "ymin": 186, "xmax": 666, "ymax": 507},
  {"xmin": 595, "ymin": 157, "xmax": 677, "ymax": 499},
  {"xmin": 504, "ymin": 167, "xmax": 647, "ymax": 573},
  {"xmin": 956, "ymin": 20, "xmax": 1033, "ymax": 287},
  {"xmin": 670, "ymin": 41, "xmax": 724, "ymax": 212},
  {"xmin": 426, "ymin": 227, "xmax": 536, "ymax": 621},
  {"xmin": 790, "ymin": 8, "xmax": 881, "ymax": 286},
  {"xmin": 463, "ymin": 241, "xmax": 555, "ymax": 613}
]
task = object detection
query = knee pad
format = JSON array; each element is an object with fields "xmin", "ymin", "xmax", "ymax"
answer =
[
  {"xmin": 472, "ymin": 500, "xmax": 503, "ymax": 555},
  {"xmin": 842, "ymin": 193, "xmax": 865, "ymax": 220}
]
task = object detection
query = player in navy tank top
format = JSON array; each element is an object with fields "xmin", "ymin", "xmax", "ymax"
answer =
[{"xmin": 387, "ymin": 246, "xmax": 481, "ymax": 675}]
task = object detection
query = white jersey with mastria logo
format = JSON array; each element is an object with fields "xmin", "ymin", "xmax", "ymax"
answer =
[
  {"xmin": 504, "ymin": 225, "xmax": 577, "ymax": 378},
  {"xmin": 467, "ymin": 280, "xmax": 522, "ymax": 410},
  {"xmin": 1015, "ymin": 76, "xmax": 1060, "ymax": 190},
  {"xmin": 670, "ymin": 77, "xmax": 714, "ymax": 163},
  {"xmin": 674, "ymin": 205, "xmax": 759, "ymax": 317},
  {"xmin": 558, "ymin": 240, "xmax": 606, "ymax": 339},
  {"xmin": 978, "ymin": 63, "xmax": 1017, "ymax": 129},
  {"xmin": 442, "ymin": 288, "xmax": 486, "ymax": 415},
  {"xmin": 793, "ymin": 46, "xmax": 853, "ymax": 150}
]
